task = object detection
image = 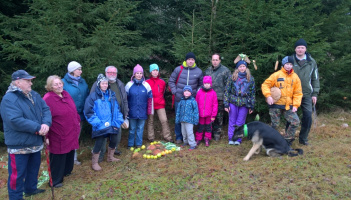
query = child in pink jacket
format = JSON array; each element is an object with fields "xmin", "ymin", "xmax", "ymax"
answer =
[{"xmin": 195, "ymin": 76, "xmax": 218, "ymax": 147}]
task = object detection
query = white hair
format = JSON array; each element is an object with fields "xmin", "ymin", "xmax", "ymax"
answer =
[{"xmin": 105, "ymin": 66, "xmax": 118, "ymax": 73}]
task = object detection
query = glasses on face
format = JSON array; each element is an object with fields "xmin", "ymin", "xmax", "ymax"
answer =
[{"xmin": 107, "ymin": 72, "xmax": 117, "ymax": 75}]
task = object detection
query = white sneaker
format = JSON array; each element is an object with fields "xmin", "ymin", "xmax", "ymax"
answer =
[
  {"xmin": 234, "ymin": 141, "xmax": 241, "ymax": 145},
  {"xmin": 74, "ymin": 160, "xmax": 81, "ymax": 165},
  {"xmin": 228, "ymin": 141, "xmax": 235, "ymax": 145}
]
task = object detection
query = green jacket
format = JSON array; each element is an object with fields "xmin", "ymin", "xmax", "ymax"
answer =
[
  {"xmin": 204, "ymin": 64, "xmax": 231, "ymax": 100},
  {"xmin": 292, "ymin": 53, "xmax": 320, "ymax": 97}
]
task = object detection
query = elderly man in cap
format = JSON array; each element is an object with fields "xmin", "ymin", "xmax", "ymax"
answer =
[
  {"xmin": 291, "ymin": 38, "xmax": 320, "ymax": 145},
  {"xmin": 169, "ymin": 52, "xmax": 203, "ymax": 144},
  {"xmin": 0, "ymin": 70, "xmax": 52, "ymax": 200}
]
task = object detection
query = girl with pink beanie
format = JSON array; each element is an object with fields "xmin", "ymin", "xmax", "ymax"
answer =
[
  {"xmin": 125, "ymin": 64, "xmax": 153, "ymax": 148},
  {"xmin": 195, "ymin": 76, "xmax": 218, "ymax": 147}
]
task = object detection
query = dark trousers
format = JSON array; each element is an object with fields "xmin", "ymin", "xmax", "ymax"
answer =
[
  {"xmin": 93, "ymin": 134, "xmax": 117, "ymax": 154},
  {"xmin": 299, "ymin": 96, "xmax": 313, "ymax": 142},
  {"xmin": 174, "ymin": 101, "xmax": 183, "ymax": 141},
  {"xmin": 99, "ymin": 129, "xmax": 121, "ymax": 160},
  {"xmin": 49, "ymin": 150, "xmax": 75, "ymax": 186},
  {"xmin": 8, "ymin": 151, "xmax": 41, "ymax": 200}
]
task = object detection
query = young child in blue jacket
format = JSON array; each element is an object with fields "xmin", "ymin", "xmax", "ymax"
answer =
[{"xmin": 175, "ymin": 86, "xmax": 199, "ymax": 150}]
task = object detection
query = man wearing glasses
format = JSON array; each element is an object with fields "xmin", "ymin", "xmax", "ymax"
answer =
[{"xmin": 90, "ymin": 66, "xmax": 129, "ymax": 161}]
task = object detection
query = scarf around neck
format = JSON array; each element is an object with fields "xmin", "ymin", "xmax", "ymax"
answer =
[
  {"xmin": 234, "ymin": 72, "xmax": 249, "ymax": 96},
  {"xmin": 67, "ymin": 73, "xmax": 81, "ymax": 86}
]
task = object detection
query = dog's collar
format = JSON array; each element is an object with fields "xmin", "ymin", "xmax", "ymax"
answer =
[{"xmin": 244, "ymin": 124, "xmax": 248, "ymax": 137}]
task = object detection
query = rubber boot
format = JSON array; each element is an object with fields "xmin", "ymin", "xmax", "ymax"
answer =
[
  {"xmin": 92, "ymin": 153, "xmax": 102, "ymax": 171},
  {"xmin": 107, "ymin": 147, "xmax": 120, "ymax": 162},
  {"xmin": 204, "ymin": 138, "xmax": 210, "ymax": 147}
]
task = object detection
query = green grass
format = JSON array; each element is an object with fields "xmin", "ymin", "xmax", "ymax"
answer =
[{"xmin": 0, "ymin": 110, "xmax": 350, "ymax": 199}]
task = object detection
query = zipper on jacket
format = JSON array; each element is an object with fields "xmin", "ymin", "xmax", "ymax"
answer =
[
  {"xmin": 203, "ymin": 92, "xmax": 207, "ymax": 116},
  {"xmin": 187, "ymin": 69, "xmax": 190, "ymax": 85}
]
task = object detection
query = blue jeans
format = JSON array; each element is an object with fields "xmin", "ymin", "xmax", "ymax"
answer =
[
  {"xmin": 128, "ymin": 119, "xmax": 146, "ymax": 147},
  {"xmin": 8, "ymin": 151, "xmax": 41, "ymax": 200},
  {"xmin": 174, "ymin": 101, "xmax": 183, "ymax": 141}
]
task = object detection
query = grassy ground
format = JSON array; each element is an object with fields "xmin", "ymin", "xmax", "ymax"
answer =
[{"xmin": 0, "ymin": 110, "xmax": 350, "ymax": 200}]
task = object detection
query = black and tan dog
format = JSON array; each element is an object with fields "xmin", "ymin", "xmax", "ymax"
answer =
[{"xmin": 232, "ymin": 121, "xmax": 303, "ymax": 161}]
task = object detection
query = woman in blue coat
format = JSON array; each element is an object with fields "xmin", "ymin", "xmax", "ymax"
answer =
[
  {"xmin": 62, "ymin": 61, "xmax": 89, "ymax": 165},
  {"xmin": 125, "ymin": 64, "xmax": 153, "ymax": 148},
  {"xmin": 84, "ymin": 74, "xmax": 124, "ymax": 171}
]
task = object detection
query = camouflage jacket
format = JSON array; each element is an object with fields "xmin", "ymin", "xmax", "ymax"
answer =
[{"xmin": 204, "ymin": 64, "xmax": 231, "ymax": 100}]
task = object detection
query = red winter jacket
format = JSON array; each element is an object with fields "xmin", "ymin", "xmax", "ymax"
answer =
[
  {"xmin": 195, "ymin": 87, "xmax": 218, "ymax": 118},
  {"xmin": 43, "ymin": 90, "xmax": 80, "ymax": 154},
  {"xmin": 146, "ymin": 76, "xmax": 166, "ymax": 110}
]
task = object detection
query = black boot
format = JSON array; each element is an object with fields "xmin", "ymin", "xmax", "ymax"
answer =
[{"xmin": 285, "ymin": 138, "xmax": 295, "ymax": 146}]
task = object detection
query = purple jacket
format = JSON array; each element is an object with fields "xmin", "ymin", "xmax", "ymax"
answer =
[{"xmin": 43, "ymin": 90, "xmax": 80, "ymax": 154}]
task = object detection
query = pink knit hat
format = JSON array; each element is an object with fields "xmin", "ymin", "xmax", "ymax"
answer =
[
  {"xmin": 203, "ymin": 76, "xmax": 212, "ymax": 86},
  {"xmin": 131, "ymin": 64, "xmax": 144, "ymax": 81}
]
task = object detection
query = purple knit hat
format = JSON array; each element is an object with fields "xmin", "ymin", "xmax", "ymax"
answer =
[
  {"xmin": 131, "ymin": 64, "xmax": 144, "ymax": 81},
  {"xmin": 203, "ymin": 76, "xmax": 212, "ymax": 86}
]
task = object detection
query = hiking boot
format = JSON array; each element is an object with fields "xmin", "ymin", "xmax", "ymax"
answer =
[
  {"xmin": 214, "ymin": 135, "xmax": 220, "ymax": 141},
  {"xmin": 74, "ymin": 160, "xmax": 81, "ymax": 165},
  {"xmin": 204, "ymin": 138, "xmax": 210, "ymax": 147},
  {"xmin": 228, "ymin": 141, "xmax": 235, "ymax": 145},
  {"xmin": 188, "ymin": 146, "xmax": 196, "ymax": 151},
  {"xmin": 114, "ymin": 150, "xmax": 122, "ymax": 156},
  {"xmin": 24, "ymin": 189, "xmax": 45, "ymax": 197},
  {"xmin": 299, "ymin": 140, "xmax": 310, "ymax": 146},
  {"xmin": 285, "ymin": 138, "xmax": 295, "ymax": 146},
  {"xmin": 234, "ymin": 141, "xmax": 241, "ymax": 145},
  {"xmin": 196, "ymin": 140, "xmax": 201, "ymax": 146},
  {"xmin": 175, "ymin": 139, "xmax": 182, "ymax": 144}
]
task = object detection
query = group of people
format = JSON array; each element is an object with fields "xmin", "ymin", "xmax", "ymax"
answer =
[{"xmin": 0, "ymin": 38, "xmax": 319, "ymax": 200}]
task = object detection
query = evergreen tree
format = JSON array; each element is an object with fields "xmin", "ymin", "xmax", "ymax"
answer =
[{"xmin": 0, "ymin": 0, "xmax": 149, "ymax": 93}]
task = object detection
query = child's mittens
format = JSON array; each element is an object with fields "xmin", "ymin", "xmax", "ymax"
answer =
[{"xmin": 211, "ymin": 117, "xmax": 215, "ymax": 122}]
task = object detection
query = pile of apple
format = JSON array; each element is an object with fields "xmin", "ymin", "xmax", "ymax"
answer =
[{"xmin": 131, "ymin": 141, "xmax": 176, "ymax": 159}]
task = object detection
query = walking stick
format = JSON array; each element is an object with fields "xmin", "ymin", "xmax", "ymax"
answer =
[
  {"xmin": 45, "ymin": 141, "xmax": 55, "ymax": 199},
  {"xmin": 313, "ymin": 104, "xmax": 318, "ymax": 129}
]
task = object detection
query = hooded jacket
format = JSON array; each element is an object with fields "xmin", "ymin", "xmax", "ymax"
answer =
[
  {"xmin": 261, "ymin": 67, "xmax": 303, "ymax": 110},
  {"xmin": 204, "ymin": 64, "xmax": 231, "ymax": 100},
  {"xmin": 292, "ymin": 53, "xmax": 320, "ymax": 97},
  {"xmin": 195, "ymin": 87, "xmax": 218, "ymax": 118},
  {"xmin": 224, "ymin": 76, "xmax": 256, "ymax": 109},
  {"xmin": 125, "ymin": 78, "xmax": 153, "ymax": 119},
  {"xmin": 146, "ymin": 75, "xmax": 166, "ymax": 110},
  {"xmin": 90, "ymin": 78, "xmax": 129, "ymax": 119},
  {"xmin": 0, "ymin": 87, "xmax": 52, "ymax": 149},
  {"xmin": 84, "ymin": 87, "xmax": 124, "ymax": 138},
  {"xmin": 62, "ymin": 73, "xmax": 89, "ymax": 121},
  {"xmin": 175, "ymin": 96, "xmax": 199, "ymax": 125},
  {"xmin": 168, "ymin": 62, "xmax": 203, "ymax": 102}
]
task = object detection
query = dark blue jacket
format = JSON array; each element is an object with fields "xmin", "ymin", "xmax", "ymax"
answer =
[
  {"xmin": 84, "ymin": 88, "xmax": 124, "ymax": 138},
  {"xmin": 0, "ymin": 90, "xmax": 52, "ymax": 149},
  {"xmin": 62, "ymin": 73, "xmax": 89, "ymax": 121},
  {"xmin": 125, "ymin": 78, "xmax": 153, "ymax": 120}
]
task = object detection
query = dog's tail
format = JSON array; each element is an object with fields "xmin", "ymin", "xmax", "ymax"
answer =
[{"xmin": 288, "ymin": 148, "xmax": 304, "ymax": 157}]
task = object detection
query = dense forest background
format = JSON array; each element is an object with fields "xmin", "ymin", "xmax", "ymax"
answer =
[{"xmin": 0, "ymin": 0, "xmax": 350, "ymax": 128}]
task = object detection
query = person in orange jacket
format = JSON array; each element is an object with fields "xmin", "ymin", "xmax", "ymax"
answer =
[{"xmin": 261, "ymin": 56, "xmax": 303, "ymax": 146}]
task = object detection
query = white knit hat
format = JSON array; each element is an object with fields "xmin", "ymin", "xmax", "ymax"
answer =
[{"xmin": 67, "ymin": 61, "xmax": 82, "ymax": 73}]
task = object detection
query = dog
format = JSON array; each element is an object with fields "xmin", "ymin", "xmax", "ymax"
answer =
[{"xmin": 232, "ymin": 121, "xmax": 303, "ymax": 161}]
